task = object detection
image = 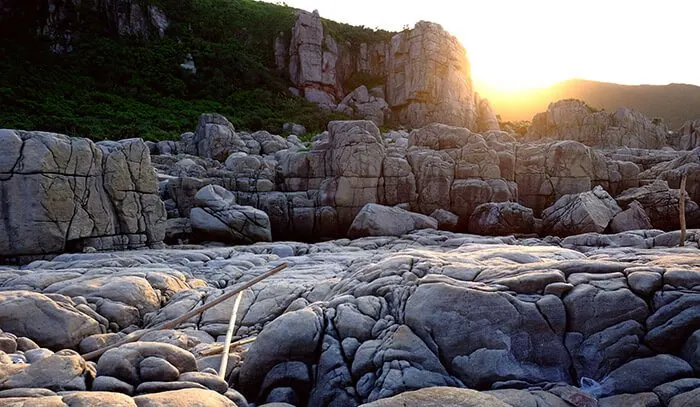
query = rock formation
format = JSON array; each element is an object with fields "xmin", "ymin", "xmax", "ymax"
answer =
[
  {"xmin": 0, "ymin": 129, "xmax": 166, "ymax": 263},
  {"xmin": 674, "ymin": 119, "xmax": 700, "ymax": 150},
  {"xmin": 190, "ymin": 185, "xmax": 272, "ymax": 244},
  {"xmin": 347, "ymin": 203, "xmax": 437, "ymax": 238},
  {"xmin": 1, "ymin": 229, "xmax": 696, "ymax": 405},
  {"xmin": 154, "ymin": 116, "xmax": 661, "ymax": 242},
  {"xmin": 280, "ymin": 10, "xmax": 498, "ymax": 131},
  {"xmin": 527, "ymin": 99, "xmax": 668, "ymax": 149}
]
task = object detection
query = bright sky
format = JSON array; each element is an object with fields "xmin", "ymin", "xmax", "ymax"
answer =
[{"xmin": 263, "ymin": 0, "xmax": 698, "ymax": 95}]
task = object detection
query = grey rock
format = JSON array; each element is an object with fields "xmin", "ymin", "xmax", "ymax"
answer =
[
  {"xmin": 96, "ymin": 342, "xmax": 197, "ymax": 385},
  {"xmin": 654, "ymin": 378, "xmax": 700, "ymax": 406},
  {"xmin": 178, "ymin": 371, "xmax": 228, "ymax": 394},
  {"xmin": 91, "ymin": 375, "xmax": 135, "ymax": 395},
  {"xmin": 0, "ymin": 130, "xmax": 165, "ymax": 262},
  {"xmin": 468, "ymin": 202, "xmax": 535, "ymax": 236},
  {"xmin": 598, "ymin": 355, "xmax": 693, "ymax": 397},
  {"xmin": 0, "ymin": 291, "xmax": 100, "ymax": 349},
  {"xmin": 190, "ymin": 185, "xmax": 272, "ymax": 244},
  {"xmin": 609, "ymin": 200, "xmax": 653, "ymax": 233},
  {"xmin": 347, "ymin": 204, "xmax": 437, "ymax": 238},
  {"xmin": 430, "ymin": 209, "xmax": 459, "ymax": 231},
  {"xmin": 542, "ymin": 186, "xmax": 621, "ymax": 236},
  {"xmin": 0, "ymin": 350, "xmax": 90, "ymax": 392},
  {"xmin": 360, "ymin": 387, "xmax": 510, "ymax": 406},
  {"xmin": 139, "ymin": 356, "xmax": 180, "ymax": 382},
  {"xmin": 133, "ymin": 388, "xmax": 236, "ymax": 406}
]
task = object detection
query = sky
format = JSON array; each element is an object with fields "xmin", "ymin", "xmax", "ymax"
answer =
[{"xmin": 262, "ymin": 0, "xmax": 698, "ymax": 95}]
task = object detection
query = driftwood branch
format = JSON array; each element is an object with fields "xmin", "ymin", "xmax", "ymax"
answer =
[
  {"xmin": 680, "ymin": 174, "xmax": 687, "ymax": 247},
  {"xmin": 81, "ymin": 262, "xmax": 288, "ymax": 361},
  {"xmin": 198, "ymin": 337, "xmax": 257, "ymax": 357},
  {"xmin": 218, "ymin": 291, "xmax": 243, "ymax": 379}
]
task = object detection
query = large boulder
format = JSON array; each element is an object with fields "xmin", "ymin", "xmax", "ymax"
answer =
[
  {"xmin": 133, "ymin": 388, "xmax": 236, "ymax": 406},
  {"xmin": 360, "ymin": 387, "xmax": 510, "ymax": 407},
  {"xmin": 190, "ymin": 185, "xmax": 272, "ymax": 244},
  {"xmin": 347, "ymin": 203, "xmax": 437, "ymax": 238},
  {"xmin": 0, "ymin": 130, "xmax": 166, "ymax": 263},
  {"xmin": 96, "ymin": 342, "xmax": 197, "ymax": 385},
  {"xmin": 542, "ymin": 186, "xmax": 622, "ymax": 236},
  {"xmin": 0, "ymin": 350, "xmax": 91, "ymax": 392},
  {"xmin": 337, "ymin": 86, "xmax": 390, "ymax": 126},
  {"xmin": 468, "ymin": 202, "xmax": 535, "ymax": 236},
  {"xmin": 615, "ymin": 179, "xmax": 700, "ymax": 230},
  {"xmin": 186, "ymin": 114, "xmax": 260, "ymax": 161},
  {"xmin": 0, "ymin": 291, "xmax": 101, "ymax": 349},
  {"xmin": 609, "ymin": 200, "xmax": 653, "ymax": 233}
]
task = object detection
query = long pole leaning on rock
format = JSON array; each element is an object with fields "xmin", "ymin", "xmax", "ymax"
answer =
[
  {"xmin": 680, "ymin": 174, "xmax": 688, "ymax": 247},
  {"xmin": 218, "ymin": 290, "xmax": 243, "ymax": 380},
  {"xmin": 81, "ymin": 263, "xmax": 288, "ymax": 361}
]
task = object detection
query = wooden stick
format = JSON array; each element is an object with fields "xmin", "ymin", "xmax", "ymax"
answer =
[
  {"xmin": 81, "ymin": 263, "xmax": 288, "ymax": 361},
  {"xmin": 218, "ymin": 291, "xmax": 243, "ymax": 380},
  {"xmin": 680, "ymin": 174, "xmax": 687, "ymax": 247},
  {"xmin": 198, "ymin": 337, "xmax": 257, "ymax": 357}
]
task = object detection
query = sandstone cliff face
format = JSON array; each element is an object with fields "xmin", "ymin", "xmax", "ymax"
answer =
[
  {"xmin": 281, "ymin": 11, "xmax": 497, "ymax": 131},
  {"xmin": 0, "ymin": 130, "xmax": 166, "ymax": 263}
]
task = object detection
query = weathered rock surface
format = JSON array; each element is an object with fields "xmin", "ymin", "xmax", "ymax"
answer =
[
  {"xmin": 0, "ymin": 130, "xmax": 166, "ymax": 263},
  {"xmin": 347, "ymin": 203, "xmax": 437, "ymax": 238},
  {"xmin": 468, "ymin": 202, "xmax": 535, "ymax": 235},
  {"xmin": 281, "ymin": 11, "xmax": 495, "ymax": 130},
  {"xmin": 609, "ymin": 200, "xmax": 654, "ymax": 233},
  {"xmin": 616, "ymin": 180, "xmax": 700, "ymax": 231},
  {"xmin": 674, "ymin": 120, "xmax": 700, "ymax": 151},
  {"xmin": 0, "ymin": 0, "xmax": 169, "ymax": 53},
  {"xmin": 542, "ymin": 186, "xmax": 622, "ymax": 236},
  {"xmin": 152, "ymin": 116, "xmax": 700, "ymax": 242},
  {"xmin": 0, "ymin": 291, "xmax": 101, "ymax": 349},
  {"xmin": 527, "ymin": 99, "xmax": 668, "ymax": 149},
  {"xmin": 0, "ymin": 230, "xmax": 698, "ymax": 405},
  {"xmin": 190, "ymin": 185, "xmax": 272, "ymax": 244}
]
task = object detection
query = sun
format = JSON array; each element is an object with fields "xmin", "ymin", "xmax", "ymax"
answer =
[{"xmin": 469, "ymin": 50, "xmax": 568, "ymax": 97}]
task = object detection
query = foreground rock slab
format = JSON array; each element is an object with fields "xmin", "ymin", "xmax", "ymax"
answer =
[{"xmin": 0, "ymin": 230, "xmax": 698, "ymax": 406}]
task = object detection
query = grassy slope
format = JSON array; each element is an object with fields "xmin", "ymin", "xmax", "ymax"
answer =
[{"xmin": 0, "ymin": 0, "xmax": 367, "ymax": 141}]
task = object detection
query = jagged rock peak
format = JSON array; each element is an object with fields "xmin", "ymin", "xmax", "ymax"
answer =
[{"xmin": 282, "ymin": 10, "xmax": 498, "ymax": 131}]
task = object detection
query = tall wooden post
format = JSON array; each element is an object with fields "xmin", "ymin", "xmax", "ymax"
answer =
[{"xmin": 680, "ymin": 174, "xmax": 687, "ymax": 247}]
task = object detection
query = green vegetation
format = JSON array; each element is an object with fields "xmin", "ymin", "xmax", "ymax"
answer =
[
  {"xmin": 321, "ymin": 19, "xmax": 394, "ymax": 46},
  {"xmin": 0, "ymin": 0, "xmax": 350, "ymax": 141},
  {"xmin": 561, "ymin": 98, "xmax": 602, "ymax": 113}
]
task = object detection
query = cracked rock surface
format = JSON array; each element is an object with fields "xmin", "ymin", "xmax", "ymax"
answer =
[
  {"xmin": 0, "ymin": 130, "xmax": 166, "ymax": 263},
  {"xmin": 0, "ymin": 230, "xmax": 698, "ymax": 406}
]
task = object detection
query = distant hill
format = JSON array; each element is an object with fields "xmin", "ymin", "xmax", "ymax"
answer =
[{"xmin": 489, "ymin": 79, "xmax": 700, "ymax": 129}]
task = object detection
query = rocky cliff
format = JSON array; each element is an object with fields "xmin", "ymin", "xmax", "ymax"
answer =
[
  {"xmin": 0, "ymin": 130, "xmax": 166, "ymax": 263},
  {"xmin": 149, "ymin": 113, "xmax": 700, "ymax": 246},
  {"xmin": 278, "ymin": 10, "xmax": 498, "ymax": 131}
]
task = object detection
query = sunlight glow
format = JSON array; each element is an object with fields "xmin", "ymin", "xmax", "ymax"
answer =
[{"xmin": 264, "ymin": 0, "xmax": 699, "ymax": 97}]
